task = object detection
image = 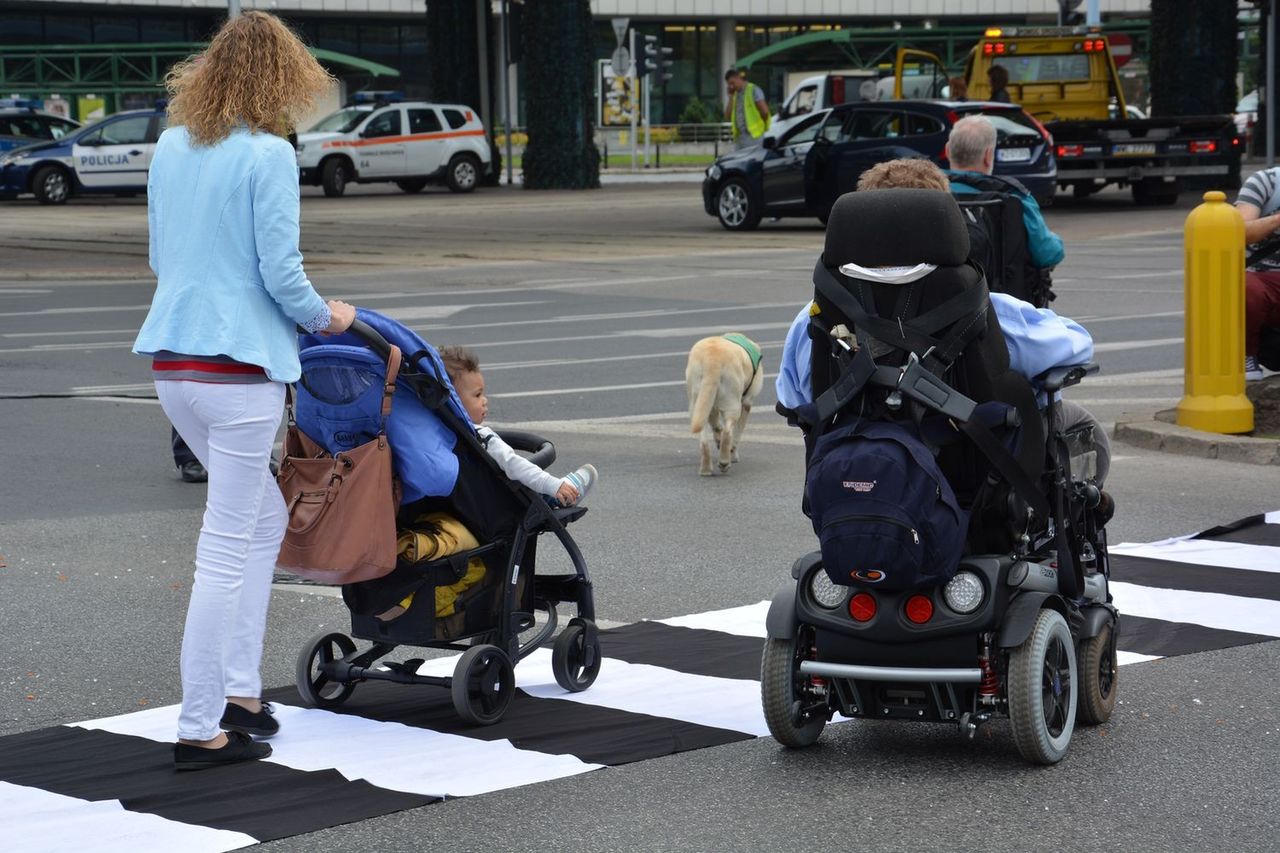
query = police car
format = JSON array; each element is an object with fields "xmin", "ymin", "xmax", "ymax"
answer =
[
  {"xmin": 0, "ymin": 107, "xmax": 166, "ymax": 204},
  {"xmin": 296, "ymin": 93, "xmax": 492, "ymax": 197},
  {"xmin": 0, "ymin": 99, "xmax": 81, "ymax": 154}
]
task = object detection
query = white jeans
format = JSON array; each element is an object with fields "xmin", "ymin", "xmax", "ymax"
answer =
[{"xmin": 157, "ymin": 380, "xmax": 287, "ymax": 741}]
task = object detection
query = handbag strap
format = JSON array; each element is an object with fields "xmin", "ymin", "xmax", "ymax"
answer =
[{"xmin": 380, "ymin": 344, "xmax": 402, "ymax": 424}]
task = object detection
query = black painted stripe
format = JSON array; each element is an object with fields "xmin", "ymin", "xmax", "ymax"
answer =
[
  {"xmin": 263, "ymin": 681, "xmax": 752, "ymax": 766},
  {"xmin": 600, "ymin": 621, "xmax": 766, "ymax": 682},
  {"xmin": 1194, "ymin": 514, "xmax": 1280, "ymax": 547},
  {"xmin": 1118, "ymin": 614, "xmax": 1276, "ymax": 658},
  {"xmin": 1111, "ymin": 553, "xmax": 1280, "ymax": 601},
  {"xmin": 0, "ymin": 726, "xmax": 434, "ymax": 842}
]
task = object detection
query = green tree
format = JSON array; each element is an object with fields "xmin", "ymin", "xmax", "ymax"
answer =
[
  {"xmin": 520, "ymin": 0, "xmax": 600, "ymax": 189},
  {"xmin": 1148, "ymin": 0, "xmax": 1237, "ymax": 117},
  {"xmin": 678, "ymin": 96, "xmax": 713, "ymax": 125}
]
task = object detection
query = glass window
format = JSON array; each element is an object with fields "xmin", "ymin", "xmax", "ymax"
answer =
[
  {"xmin": 48, "ymin": 119, "xmax": 78, "ymax": 139},
  {"xmin": 44, "ymin": 15, "xmax": 92, "ymax": 44},
  {"xmin": 786, "ymin": 85, "xmax": 818, "ymax": 118},
  {"xmin": 975, "ymin": 108, "xmax": 1041, "ymax": 139},
  {"xmin": 362, "ymin": 109, "xmax": 401, "ymax": 138},
  {"xmin": 408, "ymin": 108, "xmax": 443, "ymax": 133},
  {"xmin": 317, "ymin": 23, "xmax": 359, "ymax": 58},
  {"xmin": 442, "ymin": 109, "xmax": 467, "ymax": 130},
  {"xmin": 993, "ymin": 54, "xmax": 1090, "ymax": 84},
  {"xmin": 781, "ymin": 112, "xmax": 826, "ymax": 146},
  {"xmin": 2, "ymin": 13, "xmax": 43, "ymax": 44},
  {"xmin": 359, "ymin": 24, "xmax": 399, "ymax": 64},
  {"xmin": 90, "ymin": 115, "xmax": 152, "ymax": 145},
  {"xmin": 94, "ymin": 15, "xmax": 140, "ymax": 43},
  {"xmin": 140, "ymin": 17, "xmax": 185, "ymax": 43},
  {"xmin": 309, "ymin": 107, "xmax": 370, "ymax": 134},
  {"xmin": 6, "ymin": 116, "xmax": 46, "ymax": 138},
  {"xmin": 905, "ymin": 112, "xmax": 945, "ymax": 136},
  {"xmin": 848, "ymin": 109, "xmax": 903, "ymax": 140}
]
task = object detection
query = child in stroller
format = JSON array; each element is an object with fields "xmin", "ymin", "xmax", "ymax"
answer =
[{"xmin": 290, "ymin": 310, "xmax": 602, "ymax": 726}]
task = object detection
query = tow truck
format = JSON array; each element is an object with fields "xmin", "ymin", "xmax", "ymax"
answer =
[{"xmin": 894, "ymin": 25, "xmax": 1241, "ymax": 205}]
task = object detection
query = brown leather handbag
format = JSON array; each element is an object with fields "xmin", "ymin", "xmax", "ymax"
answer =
[{"xmin": 276, "ymin": 345, "xmax": 402, "ymax": 585}]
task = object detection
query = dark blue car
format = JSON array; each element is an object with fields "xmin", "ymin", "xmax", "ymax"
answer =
[{"xmin": 702, "ymin": 99, "xmax": 1056, "ymax": 230}]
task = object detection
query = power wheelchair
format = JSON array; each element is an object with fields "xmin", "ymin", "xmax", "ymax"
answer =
[{"xmin": 764, "ymin": 189, "xmax": 1118, "ymax": 765}]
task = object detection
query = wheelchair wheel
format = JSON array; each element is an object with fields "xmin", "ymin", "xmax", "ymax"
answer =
[
  {"xmin": 1008, "ymin": 609, "xmax": 1078, "ymax": 765},
  {"xmin": 451, "ymin": 644, "xmax": 515, "ymax": 726},
  {"xmin": 1077, "ymin": 621, "xmax": 1118, "ymax": 725},
  {"xmin": 761, "ymin": 632, "xmax": 826, "ymax": 748},
  {"xmin": 551, "ymin": 620, "xmax": 601, "ymax": 693},
  {"xmin": 296, "ymin": 631, "xmax": 357, "ymax": 709}
]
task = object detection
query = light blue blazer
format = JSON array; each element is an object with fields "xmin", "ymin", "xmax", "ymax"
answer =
[{"xmin": 133, "ymin": 125, "xmax": 326, "ymax": 383}]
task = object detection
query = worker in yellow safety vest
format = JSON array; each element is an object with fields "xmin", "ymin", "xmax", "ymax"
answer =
[{"xmin": 724, "ymin": 68, "xmax": 770, "ymax": 149}]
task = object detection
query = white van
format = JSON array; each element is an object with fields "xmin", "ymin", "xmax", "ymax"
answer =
[{"xmin": 296, "ymin": 95, "xmax": 491, "ymax": 197}]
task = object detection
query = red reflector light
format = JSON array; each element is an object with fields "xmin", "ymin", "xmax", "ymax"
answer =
[
  {"xmin": 1189, "ymin": 139, "xmax": 1217, "ymax": 154},
  {"xmin": 849, "ymin": 592, "xmax": 877, "ymax": 622},
  {"xmin": 1057, "ymin": 144, "xmax": 1084, "ymax": 158},
  {"xmin": 905, "ymin": 595, "xmax": 934, "ymax": 624},
  {"xmin": 995, "ymin": 42, "xmax": 1006, "ymax": 54},
  {"xmin": 983, "ymin": 43, "xmax": 993, "ymax": 55}
]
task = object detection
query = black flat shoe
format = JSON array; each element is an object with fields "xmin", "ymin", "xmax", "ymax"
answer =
[
  {"xmin": 220, "ymin": 701, "xmax": 279, "ymax": 738},
  {"xmin": 179, "ymin": 461, "xmax": 208, "ymax": 483},
  {"xmin": 174, "ymin": 731, "xmax": 272, "ymax": 771}
]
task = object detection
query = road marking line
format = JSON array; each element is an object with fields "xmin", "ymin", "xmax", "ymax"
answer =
[
  {"xmin": 494, "ymin": 372, "xmax": 780, "ymax": 400},
  {"xmin": 1093, "ymin": 337, "xmax": 1182, "ymax": 352}
]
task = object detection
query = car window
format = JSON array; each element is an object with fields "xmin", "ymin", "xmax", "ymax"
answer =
[
  {"xmin": 408, "ymin": 108, "xmax": 443, "ymax": 134},
  {"xmin": 5, "ymin": 116, "xmax": 46, "ymax": 137},
  {"xmin": 847, "ymin": 109, "xmax": 903, "ymax": 141},
  {"xmin": 309, "ymin": 107, "xmax": 370, "ymax": 134},
  {"xmin": 974, "ymin": 108, "xmax": 1041, "ymax": 141},
  {"xmin": 992, "ymin": 54, "xmax": 1090, "ymax": 83},
  {"xmin": 788, "ymin": 85, "xmax": 818, "ymax": 117},
  {"xmin": 47, "ymin": 117, "xmax": 78, "ymax": 139},
  {"xmin": 781, "ymin": 112, "xmax": 825, "ymax": 146},
  {"xmin": 84, "ymin": 116, "xmax": 151, "ymax": 145},
  {"xmin": 904, "ymin": 112, "xmax": 945, "ymax": 136},
  {"xmin": 363, "ymin": 109, "xmax": 402, "ymax": 138},
  {"xmin": 442, "ymin": 108, "xmax": 467, "ymax": 130}
]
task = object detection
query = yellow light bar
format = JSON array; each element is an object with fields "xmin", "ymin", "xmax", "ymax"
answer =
[{"xmin": 985, "ymin": 28, "xmax": 1003, "ymax": 37}]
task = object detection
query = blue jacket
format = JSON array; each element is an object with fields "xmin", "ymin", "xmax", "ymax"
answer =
[
  {"xmin": 776, "ymin": 293, "xmax": 1093, "ymax": 410},
  {"xmin": 947, "ymin": 169, "xmax": 1065, "ymax": 270},
  {"xmin": 133, "ymin": 126, "xmax": 326, "ymax": 382}
]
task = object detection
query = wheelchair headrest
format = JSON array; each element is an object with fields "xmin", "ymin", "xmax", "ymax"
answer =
[{"xmin": 822, "ymin": 188, "xmax": 970, "ymax": 270}]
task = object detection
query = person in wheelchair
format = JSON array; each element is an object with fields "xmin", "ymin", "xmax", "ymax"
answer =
[
  {"xmin": 763, "ymin": 187, "xmax": 1118, "ymax": 766},
  {"xmin": 946, "ymin": 115, "xmax": 1063, "ymax": 308},
  {"xmin": 780, "ymin": 157, "xmax": 1112, "ymax": 496}
]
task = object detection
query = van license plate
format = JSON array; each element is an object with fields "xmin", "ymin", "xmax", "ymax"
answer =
[
  {"xmin": 997, "ymin": 147, "xmax": 1031, "ymax": 163},
  {"xmin": 1114, "ymin": 142, "xmax": 1157, "ymax": 156}
]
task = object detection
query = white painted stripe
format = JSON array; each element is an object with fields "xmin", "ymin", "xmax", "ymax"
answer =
[
  {"xmin": 1101, "ymin": 270, "xmax": 1182, "ymax": 280},
  {"xmin": 514, "ymin": 649, "xmax": 772, "ymax": 737},
  {"xmin": 630, "ymin": 322, "xmax": 794, "ymax": 338},
  {"xmin": 379, "ymin": 300, "xmax": 546, "ymax": 322},
  {"xmin": 1268, "ymin": 511, "xmax": 1280, "ymax": 524},
  {"xmin": 1110, "ymin": 540, "xmax": 1280, "ymax": 574},
  {"xmin": 494, "ymin": 372, "xmax": 779, "ymax": 400},
  {"xmin": 1092, "ymin": 337, "xmax": 1182, "ymax": 353},
  {"xmin": 656, "ymin": 601, "xmax": 771, "ymax": 638},
  {"xmin": 0, "ymin": 304, "xmax": 149, "ymax": 318},
  {"xmin": 1109, "ymin": 581, "xmax": 1280, "ymax": 638},
  {"xmin": 0, "ymin": 341, "xmax": 133, "ymax": 354},
  {"xmin": 0, "ymin": 781, "xmax": 256, "ymax": 853},
  {"xmin": 71, "ymin": 702, "xmax": 600, "ymax": 799},
  {"xmin": 3, "ymin": 328, "xmax": 136, "ymax": 338},
  {"xmin": 1076, "ymin": 310, "xmax": 1183, "ymax": 324},
  {"xmin": 1117, "ymin": 651, "xmax": 1161, "ymax": 666},
  {"xmin": 427, "ymin": 301, "xmax": 799, "ymax": 333},
  {"xmin": 481, "ymin": 341, "xmax": 785, "ymax": 372}
]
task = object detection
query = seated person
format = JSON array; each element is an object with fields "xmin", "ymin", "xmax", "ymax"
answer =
[
  {"xmin": 780, "ymin": 159, "xmax": 1110, "ymax": 490},
  {"xmin": 439, "ymin": 345, "xmax": 597, "ymax": 506},
  {"xmin": 1232, "ymin": 166, "xmax": 1280, "ymax": 381},
  {"xmin": 945, "ymin": 115, "xmax": 1063, "ymax": 304}
]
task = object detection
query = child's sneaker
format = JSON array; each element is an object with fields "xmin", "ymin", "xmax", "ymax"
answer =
[
  {"xmin": 562, "ymin": 464, "xmax": 597, "ymax": 506},
  {"xmin": 1245, "ymin": 355, "xmax": 1264, "ymax": 382}
]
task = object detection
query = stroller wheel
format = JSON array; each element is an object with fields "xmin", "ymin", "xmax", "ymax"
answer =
[
  {"xmin": 452, "ymin": 644, "xmax": 515, "ymax": 726},
  {"xmin": 1008, "ymin": 608, "xmax": 1078, "ymax": 764},
  {"xmin": 761, "ymin": 634, "xmax": 826, "ymax": 749},
  {"xmin": 551, "ymin": 620, "xmax": 602, "ymax": 693},
  {"xmin": 1077, "ymin": 621, "xmax": 1119, "ymax": 725},
  {"xmin": 296, "ymin": 631, "xmax": 357, "ymax": 709}
]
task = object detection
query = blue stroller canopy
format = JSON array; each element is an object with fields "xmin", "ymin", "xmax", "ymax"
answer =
[{"xmin": 296, "ymin": 308, "xmax": 474, "ymax": 503}]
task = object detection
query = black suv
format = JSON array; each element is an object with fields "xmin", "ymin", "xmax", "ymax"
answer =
[{"xmin": 702, "ymin": 99, "xmax": 1056, "ymax": 230}]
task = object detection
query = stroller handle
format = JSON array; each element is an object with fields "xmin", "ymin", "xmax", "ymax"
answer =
[
  {"xmin": 346, "ymin": 317, "xmax": 395, "ymax": 359},
  {"xmin": 496, "ymin": 429, "xmax": 557, "ymax": 470}
]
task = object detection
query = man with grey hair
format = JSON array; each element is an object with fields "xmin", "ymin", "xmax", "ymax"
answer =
[{"xmin": 945, "ymin": 114, "xmax": 1063, "ymax": 273}]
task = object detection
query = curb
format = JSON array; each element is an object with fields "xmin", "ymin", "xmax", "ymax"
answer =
[{"xmin": 1113, "ymin": 406, "xmax": 1280, "ymax": 466}]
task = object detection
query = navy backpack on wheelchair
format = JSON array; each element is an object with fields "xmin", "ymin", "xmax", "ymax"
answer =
[{"xmin": 765, "ymin": 188, "xmax": 1118, "ymax": 765}]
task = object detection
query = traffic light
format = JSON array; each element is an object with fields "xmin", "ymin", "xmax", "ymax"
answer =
[{"xmin": 637, "ymin": 34, "xmax": 673, "ymax": 83}]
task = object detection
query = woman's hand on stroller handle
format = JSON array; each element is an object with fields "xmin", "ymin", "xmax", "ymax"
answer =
[{"xmin": 323, "ymin": 300, "xmax": 356, "ymax": 335}]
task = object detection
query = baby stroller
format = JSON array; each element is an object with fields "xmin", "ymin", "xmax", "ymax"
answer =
[
  {"xmin": 765, "ymin": 189, "xmax": 1117, "ymax": 765},
  {"xmin": 290, "ymin": 310, "xmax": 601, "ymax": 725}
]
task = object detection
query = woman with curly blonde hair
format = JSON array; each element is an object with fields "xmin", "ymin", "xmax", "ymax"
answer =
[{"xmin": 134, "ymin": 11, "xmax": 356, "ymax": 771}]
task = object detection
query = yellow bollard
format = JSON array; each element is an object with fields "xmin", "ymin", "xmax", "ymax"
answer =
[{"xmin": 1176, "ymin": 191, "xmax": 1254, "ymax": 434}]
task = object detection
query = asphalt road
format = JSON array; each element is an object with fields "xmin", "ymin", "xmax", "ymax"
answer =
[{"xmin": 0, "ymin": 182, "xmax": 1276, "ymax": 851}]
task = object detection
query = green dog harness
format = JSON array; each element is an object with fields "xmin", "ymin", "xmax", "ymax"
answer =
[{"xmin": 722, "ymin": 333, "xmax": 762, "ymax": 373}]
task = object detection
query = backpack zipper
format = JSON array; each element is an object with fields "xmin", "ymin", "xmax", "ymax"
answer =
[{"xmin": 823, "ymin": 513, "xmax": 920, "ymax": 545}]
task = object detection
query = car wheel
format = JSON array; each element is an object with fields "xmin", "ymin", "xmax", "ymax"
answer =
[
  {"xmin": 716, "ymin": 177, "xmax": 762, "ymax": 231},
  {"xmin": 396, "ymin": 178, "xmax": 429, "ymax": 194},
  {"xmin": 33, "ymin": 165, "xmax": 71, "ymax": 205},
  {"xmin": 446, "ymin": 154, "xmax": 481, "ymax": 194},
  {"xmin": 321, "ymin": 158, "xmax": 351, "ymax": 198}
]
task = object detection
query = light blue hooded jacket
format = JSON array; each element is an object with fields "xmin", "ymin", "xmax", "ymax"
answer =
[{"xmin": 133, "ymin": 125, "xmax": 326, "ymax": 382}]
